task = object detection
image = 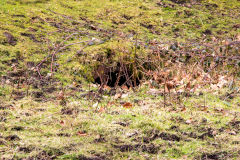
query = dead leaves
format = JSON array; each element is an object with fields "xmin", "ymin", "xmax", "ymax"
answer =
[
  {"xmin": 185, "ymin": 82, "xmax": 191, "ymax": 91},
  {"xmin": 103, "ymin": 85, "xmax": 111, "ymax": 91},
  {"xmin": 199, "ymin": 105, "xmax": 208, "ymax": 112},
  {"xmin": 121, "ymin": 85, "xmax": 129, "ymax": 91},
  {"xmin": 77, "ymin": 131, "xmax": 87, "ymax": 136},
  {"xmin": 122, "ymin": 102, "xmax": 133, "ymax": 108},
  {"xmin": 98, "ymin": 107, "xmax": 105, "ymax": 113},
  {"xmin": 214, "ymin": 107, "xmax": 226, "ymax": 115},
  {"xmin": 180, "ymin": 106, "xmax": 186, "ymax": 112},
  {"xmin": 60, "ymin": 120, "xmax": 65, "ymax": 126},
  {"xmin": 57, "ymin": 90, "xmax": 64, "ymax": 100},
  {"xmin": 147, "ymin": 59, "xmax": 236, "ymax": 94},
  {"xmin": 93, "ymin": 102, "xmax": 106, "ymax": 113},
  {"xmin": 165, "ymin": 81, "xmax": 175, "ymax": 92}
]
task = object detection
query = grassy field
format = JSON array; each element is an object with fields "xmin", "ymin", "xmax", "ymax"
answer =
[
  {"xmin": 0, "ymin": 0, "xmax": 239, "ymax": 82},
  {"xmin": 0, "ymin": 84, "xmax": 240, "ymax": 159},
  {"xmin": 0, "ymin": 0, "xmax": 240, "ymax": 159}
]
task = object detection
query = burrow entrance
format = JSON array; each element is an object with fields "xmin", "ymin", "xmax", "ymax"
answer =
[{"xmin": 93, "ymin": 64, "xmax": 141, "ymax": 87}]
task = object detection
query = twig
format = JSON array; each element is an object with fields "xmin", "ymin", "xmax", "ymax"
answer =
[{"xmin": 164, "ymin": 77, "xmax": 167, "ymax": 108}]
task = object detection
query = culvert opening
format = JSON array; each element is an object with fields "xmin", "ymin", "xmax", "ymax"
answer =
[{"xmin": 93, "ymin": 64, "xmax": 141, "ymax": 87}]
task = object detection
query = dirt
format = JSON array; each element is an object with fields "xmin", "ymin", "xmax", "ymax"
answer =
[
  {"xmin": 80, "ymin": 91, "xmax": 102, "ymax": 100},
  {"xmin": 8, "ymin": 70, "xmax": 25, "ymax": 77},
  {"xmin": 113, "ymin": 121, "xmax": 130, "ymax": 127},
  {"xmin": 196, "ymin": 127, "xmax": 216, "ymax": 139},
  {"xmin": 139, "ymin": 143, "xmax": 160, "ymax": 154},
  {"xmin": 0, "ymin": 106, "xmax": 6, "ymax": 110},
  {"xmin": 170, "ymin": 0, "xmax": 189, "ymax": 4},
  {"xmin": 23, "ymin": 148, "xmax": 65, "ymax": 159},
  {"xmin": 113, "ymin": 143, "xmax": 160, "ymax": 154},
  {"xmin": 11, "ymin": 126, "xmax": 24, "ymax": 131},
  {"xmin": 18, "ymin": 145, "xmax": 35, "ymax": 153},
  {"xmin": 0, "ymin": 139, "xmax": 6, "ymax": 145},
  {"xmin": 56, "ymin": 133, "xmax": 71, "ymax": 137},
  {"xmin": 202, "ymin": 29, "xmax": 212, "ymax": 35},
  {"xmin": 76, "ymin": 154, "xmax": 106, "ymax": 160},
  {"xmin": 0, "ymin": 115, "xmax": 6, "ymax": 122},
  {"xmin": 12, "ymin": 14, "xmax": 26, "ymax": 18},
  {"xmin": 198, "ymin": 132, "xmax": 214, "ymax": 139},
  {"xmin": 229, "ymin": 120, "xmax": 240, "ymax": 130},
  {"xmin": 3, "ymin": 32, "xmax": 17, "ymax": 46},
  {"xmin": 220, "ymin": 92, "xmax": 235, "ymax": 101},
  {"xmin": 34, "ymin": 108, "xmax": 46, "ymax": 112},
  {"xmin": 21, "ymin": 32, "xmax": 40, "ymax": 42},
  {"xmin": 93, "ymin": 134, "xmax": 106, "ymax": 143},
  {"xmin": 200, "ymin": 151, "xmax": 229, "ymax": 160},
  {"xmin": 32, "ymin": 91, "xmax": 45, "ymax": 99},
  {"xmin": 5, "ymin": 134, "xmax": 20, "ymax": 141},
  {"xmin": 181, "ymin": 131, "xmax": 198, "ymax": 139},
  {"xmin": 159, "ymin": 132, "xmax": 181, "ymax": 141},
  {"xmin": 61, "ymin": 106, "xmax": 79, "ymax": 115},
  {"xmin": 233, "ymin": 24, "xmax": 240, "ymax": 29},
  {"xmin": 12, "ymin": 90, "xmax": 26, "ymax": 100},
  {"xmin": 42, "ymin": 86, "xmax": 57, "ymax": 94},
  {"xmin": 140, "ymin": 129, "xmax": 181, "ymax": 143},
  {"xmin": 27, "ymin": 150, "xmax": 56, "ymax": 160}
]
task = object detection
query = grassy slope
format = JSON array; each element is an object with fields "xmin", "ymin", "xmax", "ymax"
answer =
[
  {"xmin": 0, "ymin": 0, "xmax": 240, "ymax": 159},
  {"xmin": 0, "ymin": 0, "xmax": 239, "ymax": 82},
  {"xmin": 0, "ymin": 86, "xmax": 240, "ymax": 159}
]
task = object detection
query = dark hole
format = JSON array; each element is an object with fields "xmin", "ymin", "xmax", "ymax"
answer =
[
  {"xmin": 94, "ymin": 71, "xmax": 140, "ymax": 87},
  {"xmin": 94, "ymin": 65, "xmax": 140, "ymax": 87}
]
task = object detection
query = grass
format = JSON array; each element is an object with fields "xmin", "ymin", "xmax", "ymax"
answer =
[
  {"xmin": 0, "ymin": 0, "xmax": 240, "ymax": 159},
  {"xmin": 0, "ymin": 0, "xmax": 239, "ymax": 82},
  {"xmin": 0, "ymin": 84, "xmax": 239, "ymax": 159}
]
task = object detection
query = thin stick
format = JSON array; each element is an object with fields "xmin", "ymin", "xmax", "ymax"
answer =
[{"xmin": 164, "ymin": 77, "xmax": 166, "ymax": 108}]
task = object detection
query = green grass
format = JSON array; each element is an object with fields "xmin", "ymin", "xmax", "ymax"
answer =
[
  {"xmin": 0, "ymin": 0, "xmax": 240, "ymax": 159},
  {"xmin": 0, "ymin": 0, "xmax": 239, "ymax": 82},
  {"xmin": 0, "ymin": 84, "xmax": 239, "ymax": 159}
]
